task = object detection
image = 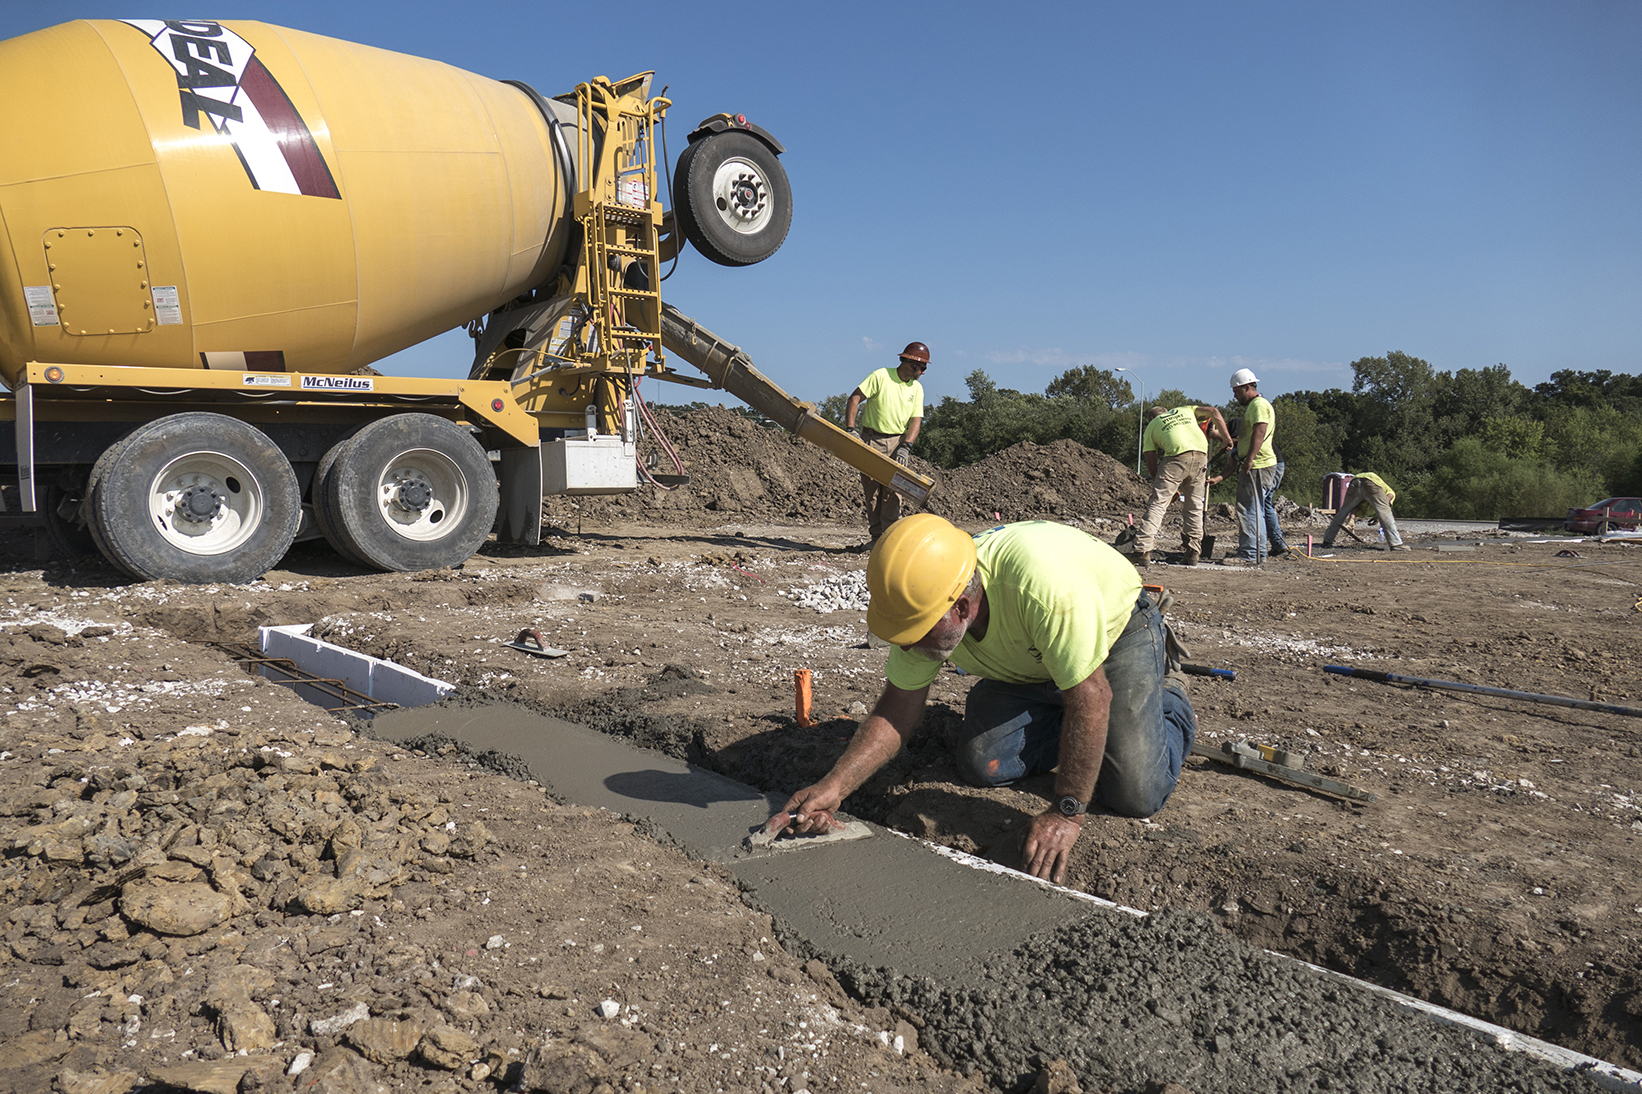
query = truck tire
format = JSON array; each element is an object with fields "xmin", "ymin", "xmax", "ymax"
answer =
[
  {"xmin": 673, "ymin": 131, "xmax": 792, "ymax": 267},
  {"xmin": 83, "ymin": 435, "xmax": 141, "ymax": 579},
  {"xmin": 310, "ymin": 434, "xmax": 371, "ymax": 568},
  {"xmin": 322, "ymin": 414, "xmax": 498, "ymax": 572},
  {"xmin": 86, "ymin": 413, "xmax": 301, "ymax": 584}
]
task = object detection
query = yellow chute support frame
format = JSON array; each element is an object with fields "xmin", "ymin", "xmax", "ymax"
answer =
[{"xmin": 493, "ymin": 74, "xmax": 671, "ymax": 437}]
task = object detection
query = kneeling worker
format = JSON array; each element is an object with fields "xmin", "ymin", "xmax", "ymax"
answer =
[{"xmin": 778, "ymin": 515, "xmax": 1197, "ymax": 884}]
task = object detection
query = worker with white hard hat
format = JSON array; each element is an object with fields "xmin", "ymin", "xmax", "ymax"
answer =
[
  {"xmin": 1226, "ymin": 368, "xmax": 1280, "ymax": 565},
  {"xmin": 774, "ymin": 515, "xmax": 1197, "ymax": 884}
]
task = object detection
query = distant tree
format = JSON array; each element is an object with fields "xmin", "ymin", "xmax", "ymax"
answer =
[
  {"xmin": 1405, "ymin": 437, "xmax": 1602, "ymax": 519},
  {"xmin": 1044, "ymin": 365, "xmax": 1132, "ymax": 409},
  {"xmin": 817, "ymin": 393, "xmax": 849, "ymax": 426},
  {"xmin": 1433, "ymin": 364, "xmax": 1529, "ymax": 437},
  {"xmin": 1534, "ymin": 369, "xmax": 1642, "ymax": 414},
  {"xmin": 965, "ymin": 369, "xmax": 997, "ymax": 402},
  {"xmin": 1537, "ymin": 403, "xmax": 1642, "ymax": 498},
  {"xmin": 1347, "ymin": 351, "xmax": 1442, "ymax": 479},
  {"xmin": 1475, "ymin": 416, "xmax": 1546, "ymax": 460}
]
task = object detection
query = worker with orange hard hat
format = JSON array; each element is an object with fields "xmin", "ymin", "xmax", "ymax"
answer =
[
  {"xmin": 777, "ymin": 515, "xmax": 1197, "ymax": 884},
  {"xmin": 844, "ymin": 342, "xmax": 928, "ymax": 546}
]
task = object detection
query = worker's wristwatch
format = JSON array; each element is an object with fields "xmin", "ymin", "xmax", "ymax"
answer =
[{"xmin": 1055, "ymin": 795, "xmax": 1088, "ymax": 818}]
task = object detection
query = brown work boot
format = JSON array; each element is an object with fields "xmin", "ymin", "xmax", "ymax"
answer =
[
  {"xmin": 1130, "ymin": 549, "xmax": 1151, "ymax": 569},
  {"xmin": 1181, "ymin": 549, "xmax": 1200, "ymax": 566}
]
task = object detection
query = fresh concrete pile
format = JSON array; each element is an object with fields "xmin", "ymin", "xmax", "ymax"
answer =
[{"xmin": 836, "ymin": 909, "xmax": 1597, "ymax": 1093}]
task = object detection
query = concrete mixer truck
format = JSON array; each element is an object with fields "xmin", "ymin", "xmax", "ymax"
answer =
[{"xmin": 0, "ymin": 19, "xmax": 933, "ymax": 583}]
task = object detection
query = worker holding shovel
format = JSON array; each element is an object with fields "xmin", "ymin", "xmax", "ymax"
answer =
[{"xmin": 1129, "ymin": 404, "xmax": 1232, "ymax": 568}]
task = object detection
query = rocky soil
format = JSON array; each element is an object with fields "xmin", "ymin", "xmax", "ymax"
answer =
[{"xmin": 0, "ymin": 407, "xmax": 1639, "ymax": 1094}]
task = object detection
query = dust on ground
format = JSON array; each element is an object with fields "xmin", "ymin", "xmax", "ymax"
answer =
[{"xmin": 1, "ymin": 406, "xmax": 1639, "ymax": 1093}]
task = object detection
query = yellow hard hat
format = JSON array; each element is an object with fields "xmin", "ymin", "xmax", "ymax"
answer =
[{"xmin": 866, "ymin": 514, "xmax": 978, "ymax": 646}]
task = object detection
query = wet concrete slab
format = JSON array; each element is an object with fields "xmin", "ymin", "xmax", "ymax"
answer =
[
  {"xmin": 369, "ymin": 700, "xmax": 1640, "ymax": 1092},
  {"xmin": 370, "ymin": 702, "xmax": 1093, "ymax": 982}
]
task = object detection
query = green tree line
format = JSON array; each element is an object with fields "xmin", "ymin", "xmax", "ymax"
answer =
[{"xmin": 818, "ymin": 355, "xmax": 1642, "ymax": 518}]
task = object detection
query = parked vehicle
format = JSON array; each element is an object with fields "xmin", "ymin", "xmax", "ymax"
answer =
[
  {"xmin": 1564, "ymin": 498, "xmax": 1642, "ymax": 534},
  {"xmin": 0, "ymin": 19, "xmax": 931, "ymax": 583}
]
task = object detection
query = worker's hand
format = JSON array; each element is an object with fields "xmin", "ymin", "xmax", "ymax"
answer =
[
  {"xmin": 847, "ymin": 425, "xmax": 860, "ymax": 439},
  {"xmin": 1018, "ymin": 809, "xmax": 1083, "ymax": 885},
  {"xmin": 780, "ymin": 784, "xmax": 846, "ymax": 835},
  {"xmin": 893, "ymin": 444, "xmax": 912, "ymax": 463}
]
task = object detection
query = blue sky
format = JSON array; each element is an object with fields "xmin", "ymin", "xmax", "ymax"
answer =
[{"xmin": 10, "ymin": 2, "xmax": 1639, "ymax": 408}]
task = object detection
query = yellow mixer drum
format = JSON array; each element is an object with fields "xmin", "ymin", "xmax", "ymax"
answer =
[{"xmin": 0, "ymin": 19, "xmax": 573, "ymax": 386}]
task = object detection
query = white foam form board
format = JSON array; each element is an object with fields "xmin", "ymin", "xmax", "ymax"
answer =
[{"xmin": 258, "ymin": 624, "xmax": 453, "ymax": 708}]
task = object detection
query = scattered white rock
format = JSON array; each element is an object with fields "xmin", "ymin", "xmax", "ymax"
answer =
[{"xmin": 309, "ymin": 1001, "xmax": 370, "ymax": 1036}]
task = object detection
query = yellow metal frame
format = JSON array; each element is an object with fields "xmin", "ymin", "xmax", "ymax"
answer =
[
  {"xmin": 501, "ymin": 74, "xmax": 686, "ymax": 435},
  {"xmin": 8, "ymin": 361, "xmax": 538, "ymax": 447}
]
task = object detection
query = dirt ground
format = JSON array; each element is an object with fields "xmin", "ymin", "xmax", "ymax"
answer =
[{"xmin": 1, "ymin": 410, "xmax": 1639, "ymax": 1093}]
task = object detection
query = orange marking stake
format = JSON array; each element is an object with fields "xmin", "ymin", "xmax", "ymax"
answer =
[{"xmin": 794, "ymin": 669, "xmax": 813, "ymax": 727}]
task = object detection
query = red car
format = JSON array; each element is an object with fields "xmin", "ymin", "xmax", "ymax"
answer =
[{"xmin": 1564, "ymin": 497, "xmax": 1642, "ymax": 533}]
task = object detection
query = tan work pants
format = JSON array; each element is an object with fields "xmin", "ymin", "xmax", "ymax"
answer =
[
  {"xmin": 1133, "ymin": 450, "xmax": 1208, "ymax": 554},
  {"xmin": 860, "ymin": 428, "xmax": 903, "ymax": 541},
  {"xmin": 1323, "ymin": 480, "xmax": 1403, "ymax": 547}
]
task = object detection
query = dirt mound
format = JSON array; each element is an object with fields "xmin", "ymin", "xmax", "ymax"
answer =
[
  {"xmin": 923, "ymin": 439, "xmax": 1152, "ymax": 525},
  {"xmin": 547, "ymin": 405, "xmax": 1152, "ymax": 530}
]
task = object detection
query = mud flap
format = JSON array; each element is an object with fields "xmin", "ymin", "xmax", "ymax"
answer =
[{"xmin": 496, "ymin": 444, "xmax": 542, "ymax": 545}]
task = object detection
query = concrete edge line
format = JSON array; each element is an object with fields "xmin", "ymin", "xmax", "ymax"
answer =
[
  {"xmin": 896, "ymin": 831, "xmax": 1642, "ymax": 1091},
  {"xmin": 259, "ymin": 634, "xmax": 1642, "ymax": 1091}
]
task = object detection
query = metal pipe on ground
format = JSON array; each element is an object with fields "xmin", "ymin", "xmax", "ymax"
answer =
[{"xmin": 1323, "ymin": 664, "xmax": 1642, "ymax": 719}]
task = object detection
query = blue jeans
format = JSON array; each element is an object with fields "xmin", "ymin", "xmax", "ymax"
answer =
[
  {"xmin": 1235, "ymin": 466, "xmax": 1278, "ymax": 561},
  {"xmin": 953, "ymin": 597, "xmax": 1196, "ymax": 817},
  {"xmin": 1261, "ymin": 461, "xmax": 1287, "ymax": 552}
]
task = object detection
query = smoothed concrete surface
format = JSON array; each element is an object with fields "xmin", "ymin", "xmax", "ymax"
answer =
[
  {"xmin": 369, "ymin": 700, "xmax": 1636, "ymax": 1093},
  {"xmin": 370, "ymin": 702, "xmax": 1089, "ymax": 982}
]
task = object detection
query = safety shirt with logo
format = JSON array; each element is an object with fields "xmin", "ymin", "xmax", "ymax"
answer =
[
  {"xmin": 855, "ymin": 368, "xmax": 924, "ymax": 435},
  {"xmin": 885, "ymin": 522, "xmax": 1141, "ymax": 693},
  {"xmin": 1237, "ymin": 396, "xmax": 1277, "ymax": 469},
  {"xmin": 1142, "ymin": 407, "xmax": 1211, "ymax": 459}
]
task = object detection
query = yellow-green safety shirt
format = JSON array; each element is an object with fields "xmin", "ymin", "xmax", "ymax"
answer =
[
  {"xmin": 1353, "ymin": 472, "xmax": 1395, "ymax": 505},
  {"xmin": 1237, "ymin": 396, "xmax": 1277, "ymax": 470},
  {"xmin": 855, "ymin": 368, "xmax": 924, "ymax": 435},
  {"xmin": 1142, "ymin": 407, "xmax": 1211, "ymax": 458},
  {"xmin": 885, "ymin": 522, "xmax": 1141, "ymax": 693}
]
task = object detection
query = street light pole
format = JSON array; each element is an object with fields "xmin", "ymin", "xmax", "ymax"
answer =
[{"xmin": 1114, "ymin": 367, "xmax": 1144, "ymax": 474}]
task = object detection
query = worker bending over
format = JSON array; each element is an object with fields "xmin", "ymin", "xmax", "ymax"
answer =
[
  {"xmin": 844, "ymin": 343, "xmax": 928, "ymax": 545},
  {"xmin": 1131, "ymin": 404, "xmax": 1231, "ymax": 568},
  {"xmin": 1321, "ymin": 473, "xmax": 1410, "ymax": 551},
  {"xmin": 779, "ymin": 516, "xmax": 1197, "ymax": 884}
]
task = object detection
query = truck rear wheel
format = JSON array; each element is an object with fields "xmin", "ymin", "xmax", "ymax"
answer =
[
  {"xmin": 321, "ymin": 414, "xmax": 498, "ymax": 572},
  {"xmin": 310, "ymin": 434, "xmax": 371, "ymax": 568},
  {"xmin": 86, "ymin": 413, "xmax": 301, "ymax": 584},
  {"xmin": 673, "ymin": 131, "xmax": 792, "ymax": 267}
]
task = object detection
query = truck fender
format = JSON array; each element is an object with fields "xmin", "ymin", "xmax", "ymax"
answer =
[{"xmin": 686, "ymin": 113, "xmax": 785, "ymax": 157}]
